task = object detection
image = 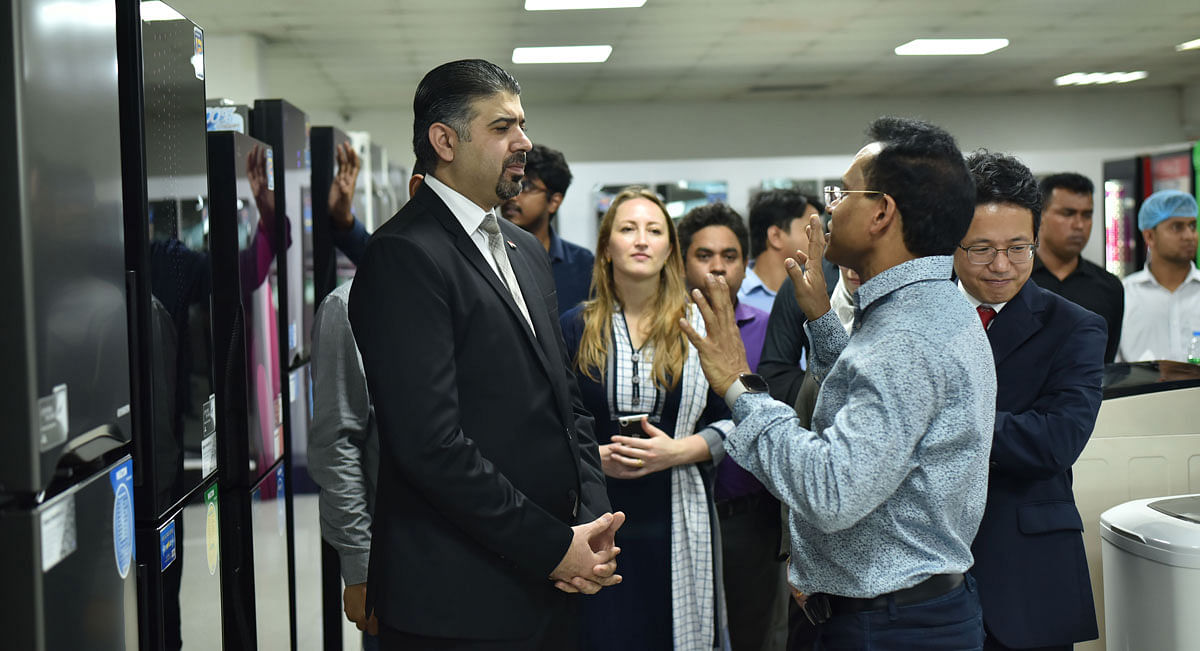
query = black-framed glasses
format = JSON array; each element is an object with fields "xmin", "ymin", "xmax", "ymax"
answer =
[
  {"xmin": 958, "ymin": 243, "xmax": 1038, "ymax": 265},
  {"xmin": 520, "ymin": 178, "xmax": 547, "ymax": 195},
  {"xmin": 823, "ymin": 185, "xmax": 885, "ymax": 206}
]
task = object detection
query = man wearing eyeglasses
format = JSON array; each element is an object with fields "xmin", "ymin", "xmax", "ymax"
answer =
[
  {"xmin": 501, "ymin": 143, "xmax": 594, "ymax": 311},
  {"xmin": 954, "ymin": 151, "xmax": 1104, "ymax": 651},
  {"xmin": 682, "ymin": 117, "xmax": 996, "ymax": 649}
]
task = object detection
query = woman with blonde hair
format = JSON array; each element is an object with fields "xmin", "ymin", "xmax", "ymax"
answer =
[{"xmin": 561, "ymin": 187, "xmax": 731, "ymax": 650}]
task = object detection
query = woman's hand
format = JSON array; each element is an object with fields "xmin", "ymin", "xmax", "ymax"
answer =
[
  {"xmin": 605, "ymin": 417, "xmax": 711, "ymax": 479},
  {"xmin": 598, "ymin": 443, "xmax": 626, "ymax": 478}
]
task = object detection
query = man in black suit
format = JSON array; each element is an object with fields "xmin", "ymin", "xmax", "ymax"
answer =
[
  {"xmin": 954, "ymin": 151, "xmax": 1104, "ymax": 650},
  {"xmin": 349, "ymin": 59, "xmax": 623, "ymax": 650}
]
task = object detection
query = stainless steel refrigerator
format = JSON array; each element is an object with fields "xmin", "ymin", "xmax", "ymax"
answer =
[{"xmin": 0, "ymin": 0, "xmax": 137, "ymax": 648}]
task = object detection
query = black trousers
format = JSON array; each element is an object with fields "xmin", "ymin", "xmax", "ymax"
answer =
[
  {"xmin": 379, "ymin": 604, "xmax": 579, "ymax": 651},
  {"xmin": 718, "ymin": 492, "xmax": 789, "ymax": 651},
  {"xmin": 983, "ymin": 629, "xmax": 1071, "ymax": 651}
]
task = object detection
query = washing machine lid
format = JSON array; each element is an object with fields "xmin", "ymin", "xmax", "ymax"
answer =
[
  {"xmin": 1100, "ymin": 495, "xmax": 1200, "ymax": 568},
  {"xmin": 1150, "ymin": 496, "xmax": 1200, "ymax": 524}
]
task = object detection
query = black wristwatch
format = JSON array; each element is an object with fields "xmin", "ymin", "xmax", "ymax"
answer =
[{"xmin": 724, "ymin": 373, "xmax": 769, "ymax": 408}]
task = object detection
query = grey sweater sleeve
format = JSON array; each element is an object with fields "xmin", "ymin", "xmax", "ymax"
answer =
[{"xmin": 308, "ymin": 284, "xmax": 375, "ymax": 585}]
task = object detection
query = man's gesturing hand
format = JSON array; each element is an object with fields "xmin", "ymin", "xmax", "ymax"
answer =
[
  {"xmin": 785, "ymin": 214, "xmax": 833, "ymax": 322},
  {"xmin": 550, "ymin": 512, "xmax": 626, "ymax": 595},
  {"xmin": 679, "ymin": 274, "xmax": 752, "ymax": 397}
]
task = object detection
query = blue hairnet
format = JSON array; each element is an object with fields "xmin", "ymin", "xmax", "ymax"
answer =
[{"xmin": 1139, "ymin": 190, "xmax": 1198, "ymax": 230}]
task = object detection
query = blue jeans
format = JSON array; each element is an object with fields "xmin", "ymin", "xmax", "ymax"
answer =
[
  {"xmin": 362, "ymin": 632, "xmax": 380, "ymax": 651},
  {"xmin": 815, "ymin": 574, "xmax": 984, "ymax": 651}
]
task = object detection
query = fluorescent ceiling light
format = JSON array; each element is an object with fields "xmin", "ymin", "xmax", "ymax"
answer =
[
  {"xmin": 512, "ymin": 45, "xmax": 612, "ymax": 64},
  {"xmin": 1054, "ymin": 71, "xmax": 1148, "ymax": 86},
  {"xmin": 1176, "ymin": 38, "xmax": 1200, "ymax": 52},
  {"xmin": 525, "ymin": 0, "xmax": 645, "ymax": 10},
  {"xmin": 894, "ymin": 39, "xmax": 1009, "ymax": 56},
  {"xmin": 140, "ymin": 1, "xmax": 185, "ymax": 21}
]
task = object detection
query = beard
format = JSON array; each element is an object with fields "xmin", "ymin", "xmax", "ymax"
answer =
[{"xmin": 495, "ymin": 152, "xmax": 527, "ymax": 200}]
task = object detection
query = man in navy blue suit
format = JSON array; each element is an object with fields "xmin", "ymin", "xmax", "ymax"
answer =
[{"xmin": 954, "ymin": 151, "xmax": 1105, "ymax": 650}]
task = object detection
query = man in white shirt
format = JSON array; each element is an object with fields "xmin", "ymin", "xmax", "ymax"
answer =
[{"xmin": 1117, "ymin": 190, "xmax": 1200, "ymax": 362}]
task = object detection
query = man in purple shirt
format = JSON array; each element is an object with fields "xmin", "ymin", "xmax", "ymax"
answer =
[{"xmin": 678, "ymin": 203, "xmax": 784, "ymax": 651}]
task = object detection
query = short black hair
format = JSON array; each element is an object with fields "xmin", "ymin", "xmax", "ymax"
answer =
[
  {"xmin": 966, "ymin": 150, "xmax": 1043, "ymax": 234},
  {"xmin": 747, "ymin": 189, "xmax": 810, "ymax": 258},
  {"xmin": 677, "ymin": 202, "xmax": 749, "ymax": 261},
  {"xmin": 526, "ymin": 144, "xmax": 573, "ymax": 206},
  {"xmin": 863, "ymin": 116, "xmax": 975, "ymax": 257},
  {"xmin": 412, "ymin": 59, "xmax": 520, "ymax": 173},
  {"xmin": 1039, "ymin": 172, "xmax": 1094, "ymax": 202}
]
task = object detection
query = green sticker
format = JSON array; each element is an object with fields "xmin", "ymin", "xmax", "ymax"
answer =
[{"xmin": 204, "ymin": 484, "xmax": 219, "ymax": 576}]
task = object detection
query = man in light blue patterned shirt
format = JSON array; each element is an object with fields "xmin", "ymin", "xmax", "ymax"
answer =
[{"xmin": 683, "ymin": 117, "xmax": 996, "ymax": 650}]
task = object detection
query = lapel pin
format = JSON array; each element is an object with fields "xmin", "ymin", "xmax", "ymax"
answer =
[{"xmin": 506, "ymin": 240, "xmax": 516, "ymax": 249}]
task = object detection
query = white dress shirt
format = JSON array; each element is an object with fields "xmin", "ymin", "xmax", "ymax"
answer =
[
  {"xmin": 830, "ymin": 274, "xmax": 856, "ymax": 334},
  {"xmin": 423, "ymin": 174, "xmax": 536, "ymax": 334},
  {"xmin": 958, "ymin": 280, "xmax": 1009, "ymax": 330},
  {"xmin": 1118, "ymin": 263, "xmax": 1200, "ymax": 362},
  {"xmin": 423, "ymin": 174, "xmax": 501, "ymax": 278}
]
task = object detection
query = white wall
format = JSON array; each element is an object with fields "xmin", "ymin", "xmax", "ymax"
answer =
[
  {"xmin": 554, "ymin": 145, "xmax": 1197, "ymax": 269},
  {"xmin": 203, "ymin": 34, "xmax": 268, "ymax": 105},
  {"xmin": 303, "ymin": 87, "xmax": 1192, "ymax": 163}
]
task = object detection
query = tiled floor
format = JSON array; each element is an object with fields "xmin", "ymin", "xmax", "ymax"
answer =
[{"xmin": 177, "ymin": 492, "xmax": 362, "ymax": 650}]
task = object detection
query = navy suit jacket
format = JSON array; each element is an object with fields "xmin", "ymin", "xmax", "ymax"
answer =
[
  {"xmin": 348, "ymin": 183, "xmax": 609, "ymax": 639},
  {"xmin": 970, "ymin": 279, "xmax": 1105, "ymax": 647}
]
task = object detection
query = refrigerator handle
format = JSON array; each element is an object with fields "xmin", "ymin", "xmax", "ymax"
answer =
[{"xmin": 60, "ymin": 423, "xmax": 127, "ymax": 467}]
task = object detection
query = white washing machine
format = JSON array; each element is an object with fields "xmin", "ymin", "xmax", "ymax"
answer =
[{"xmin": 1100, "ymin": 495, "xmax": 1200, "ymax": 650}]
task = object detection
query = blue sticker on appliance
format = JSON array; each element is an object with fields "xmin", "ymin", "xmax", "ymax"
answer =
[
  {"xmin": 110, "ymin": 459, "xmax": 135, "ymax": 578},
  {"xmin": 160, "ymin": 520, "xmax": 177, "ymax": 571},
  {"xmin": 276, "ymin": 466, "xmax": 286, "ymax": 536}
]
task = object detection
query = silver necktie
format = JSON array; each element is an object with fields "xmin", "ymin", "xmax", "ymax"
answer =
[{"xmin": 480, "ymin": 213, "xmax": 535, "ymax": 334}]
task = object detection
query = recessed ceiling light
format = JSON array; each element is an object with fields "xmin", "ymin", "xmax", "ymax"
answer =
[
  {"xmin": 1054, "ymin": 71, "xmax": 1148, "ymax": 86},
  {"xmin": 894, "ymin": 39, "xmax": 1009, "ymax": 56},
  {"xmin": 1176, "ymin": 38, "xmax": 1200, "ymax": 52},
  {"xmin": 525, "ymin": 0, "xmax": 645, "ymax": 9},
  {"xmin": 140, "ymin": 1, "xmax": 185, "ymax": 21},
  {"xmin": 512, "ymin": 45, "xmax": 613, "ymax": 64}
]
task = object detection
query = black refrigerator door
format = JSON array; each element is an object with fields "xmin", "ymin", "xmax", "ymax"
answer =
[
  {"xmin": 251, "ymin": 463, "xmax": 293, "ymax": 651},
  {"xmin": 135, "ymin": 479, "xmax": 223, "ymax": 651},
  {"xmin": 252, "ymin": 99, "xmax": 312, "ymax": 367},
  {"xmin": 0, "ymin": 456, "xmax": 138, "ymax": 650},
  {"xmin": 310, "ymin": 126, "xmax": 356, "ymax": 306},
  {"xmin": 208, "ymin": 131, "xmax": 285, "ymax": 489},
  {"xmin": 0, "ymin": 0, "xmax": 133, "ymax": 496},
  {"xmin": 128, "ymin": 8, "xmax": 217, "ymax": 523}
]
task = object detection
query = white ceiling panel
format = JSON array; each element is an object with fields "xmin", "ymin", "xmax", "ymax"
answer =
[{"xmin": 173, "ymin": 0, "xmax": 1200, "ymax": 114}]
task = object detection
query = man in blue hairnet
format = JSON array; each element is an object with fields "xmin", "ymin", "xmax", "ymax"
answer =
[{"xmin": 1117, "ymin": 190, "xmax": 1200, "ymax": 362}]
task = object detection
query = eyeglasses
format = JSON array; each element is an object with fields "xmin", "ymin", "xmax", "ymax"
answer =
[
  {"xmin": 519, "ymin": 178, "xmax": 547, "ymax": 195},
  {"xmin": 958, "ymin": 243, "xmax": 1038, "ymax": 265},
  {"xmin": 824, "ymin": 185, "xmax": 885, "ymax": 206}
]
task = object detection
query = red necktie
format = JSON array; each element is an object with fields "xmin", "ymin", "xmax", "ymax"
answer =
[{"xmin": 977, "ymin": 305, "xmax": 996, "ymax": 330}]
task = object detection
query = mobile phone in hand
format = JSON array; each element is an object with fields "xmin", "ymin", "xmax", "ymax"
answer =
[{"xmin": 617, "ymin": 414, "xmax": 650, "ymax": 438}]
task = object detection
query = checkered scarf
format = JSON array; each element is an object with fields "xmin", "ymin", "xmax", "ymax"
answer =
[
  {"xmin": 608, "ymin": 305, "xmax": 728, "ymax": 649},
  {"xmin": 670, "ymin": 305, "xmax": 724, "ymax": 650}
]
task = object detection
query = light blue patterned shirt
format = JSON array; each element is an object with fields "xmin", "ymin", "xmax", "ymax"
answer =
[{"xmin": 727, "ymin": 255, "xmax": 996, "ymax": 598}]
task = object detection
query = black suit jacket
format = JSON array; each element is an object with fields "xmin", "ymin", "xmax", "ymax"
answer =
[
  {"xmin": 348, "ymin": 182, "xmax": 609, "ymax": 639},
  {"xmin": 970, "ymin": 280, "xmax": 1105, "ymax": 648}
]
